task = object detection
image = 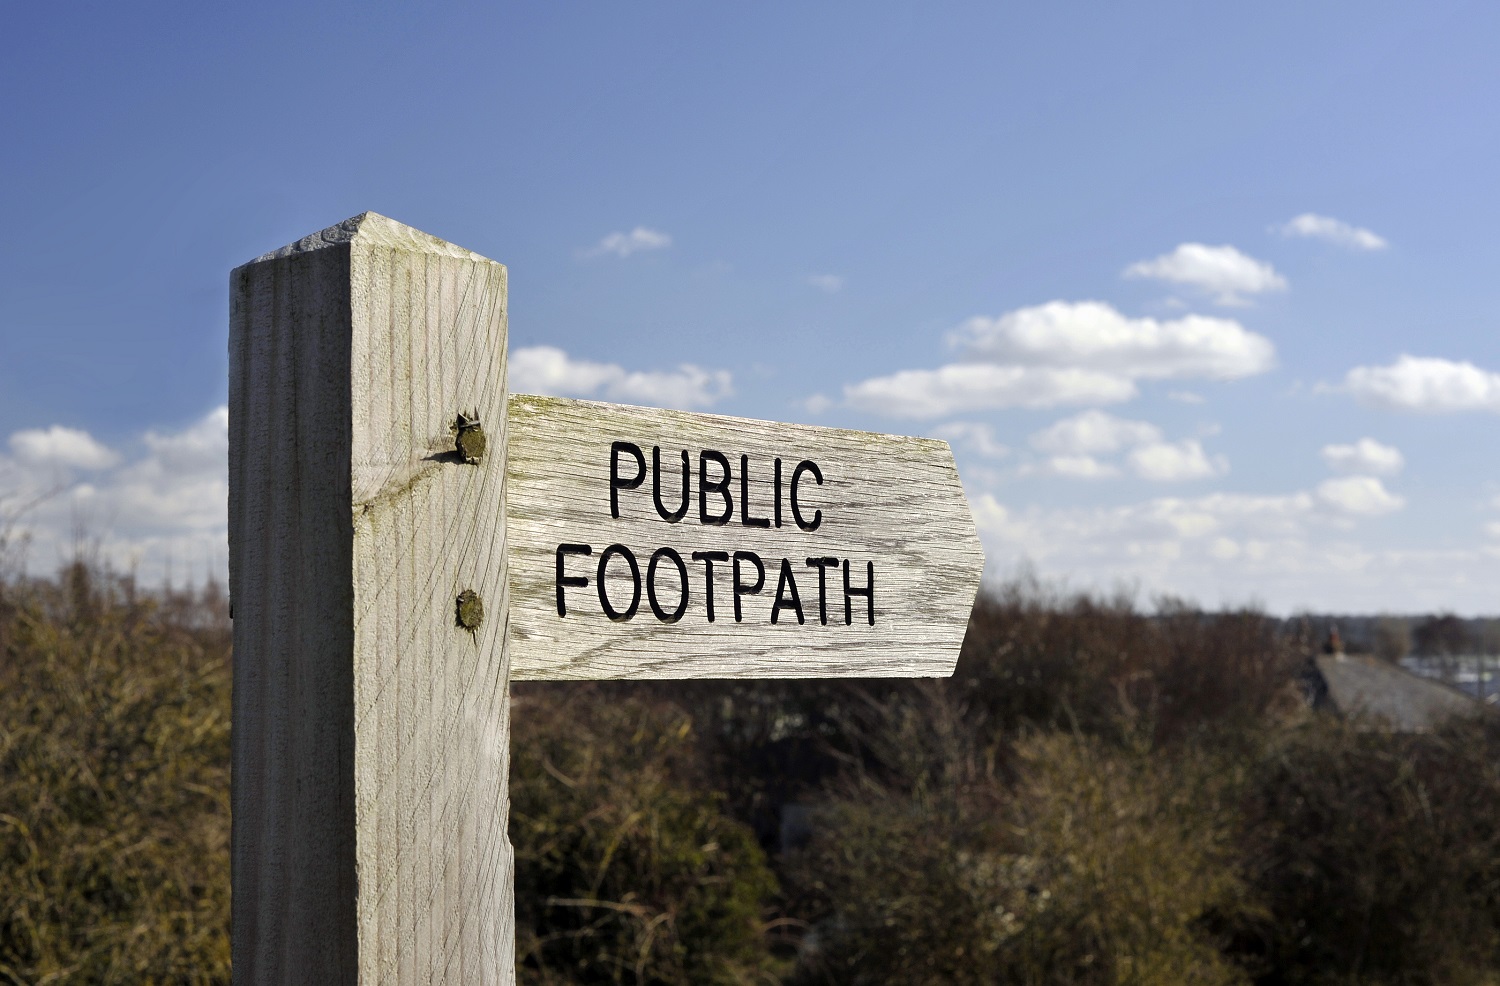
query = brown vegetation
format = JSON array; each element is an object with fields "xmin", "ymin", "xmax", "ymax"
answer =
[
  {"xmin": 0, "ymin": 565, "xmax": 230, "ymax": 984},
  {"xmin": 511, "ymin": 686, "xmax": 783, "ymax": 984},
  {"xmin": 3, "ymin": 564, "xmax": 1499, "ymax": 984}
]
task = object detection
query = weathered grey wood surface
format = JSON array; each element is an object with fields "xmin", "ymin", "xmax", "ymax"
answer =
[
  {"xmin": 507, "ymin": 395, "xmax": 984, "ymax": 679},
  {"xmin": 230, "ymin": 213, "xmax": 513, "ymax": 984}
]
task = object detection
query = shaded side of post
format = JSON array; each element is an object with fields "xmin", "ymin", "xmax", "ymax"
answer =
[{"xmin": 230, "ymin": 213, "xmax": 513, "ymax": 984}]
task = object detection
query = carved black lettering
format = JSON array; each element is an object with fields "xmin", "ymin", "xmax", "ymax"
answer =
[
  {"xmin": 739, "ymin": 454, "xmax": 771, "ymax": 528},
  {"xmin": 805, "ymin": 556, "xmax": 838, "ymax": 625},
  {"xmin": 790, "ymin": 460, "xmax": 823, "ymax": 532},
  {"xmin": 699, "ymin": 450, "xmax": 733, "ymax": 525},
  {"xmin": 691, "ymin": 550, "xmax": 730, "ymax": 622},
  {"xmin": 610, "ymin": 442, "xmax": 647, "ymax": 519},
  {"xmin": 771, "ymin": 558, "xmax": 805, "ymax": 625},
  {"xmin": 843, "ymin": 559, "xmax": 874, "ymax": 626},
  {"xmin": 647, "ymin": 547, "xmax": 689, "ymax": 623},
  {"xmin": 555, "ymin": 543, "xmax": 593, "ymax": 617},
  {"xmin": 596, "ymin": 543, "xmax": 641, "ymax": 621},
  {"xmin": 732, "ymin": 551, "xmax": 766, "ymax": 623},
  {"xmin": 653, "ymin": 447, "xmax": 690, "ymax": 523},
  {"xmin": 774, "ymin": 458, "xmax": 783, "ymax": 528}
]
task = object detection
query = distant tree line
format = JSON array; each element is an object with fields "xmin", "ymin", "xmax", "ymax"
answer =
[
  {"xmin": 1279, "ymin": 612, "xmax": 1500, "ymax": 662},
  {"xmin": 3, "ymin": 564, "xmax": 1500, "ymax": 984}
]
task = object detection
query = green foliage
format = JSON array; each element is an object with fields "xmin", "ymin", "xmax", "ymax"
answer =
[
  {"xmin": 511, "ymin": 685, "xmax": 784, "ymax": 985},
  {"xmin": 0, "ymin": 566, "xmax": 231, "ymax": 984}
]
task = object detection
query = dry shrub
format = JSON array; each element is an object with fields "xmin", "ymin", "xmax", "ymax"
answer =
[
  {"xmin": 779, "ymin": 685, "xmax": 1009, "ymax": 986},
  {"xmin": 7, "ymin": 563, "xmax": 1498, "ymax": 986},
  {"xmin": 0, "ymin": 565, "xmax": 231, "ymax": 984},
  {"xmin": 956, "ymin": 585, "xmax": 1297, "ymax": 747},
  {"xmin": 782, "ymin": 785, "xmax": 1010, "ymax": 986},
  {"xmin": 636, "ymin": 678, "xmax": 867, "ymax": 848},
  {"xmin": 511, "ymin": 683, "xmax": 784, "ymax": 985},
  {"xmin": 1238, "ymin": 714, "xmax": 1500, "ymax": 985},
  {"xmin": 955, "ymin": 585, "xmax": 1152, "ymax": 740},
  {"xmin": 1143, "ymin": 603, "xmax": 1298, "ymax": 744},
  {"xmin": 786, "ymin": 730, "xmax": 1254, "ymax": 986},
  {"xmin": 1003, "ymin": 733, "xmax": 1256, "ymax": 986},
  {"xmin": 775, "ymin": 585, "xmax": 1297, "ymax": 984}
]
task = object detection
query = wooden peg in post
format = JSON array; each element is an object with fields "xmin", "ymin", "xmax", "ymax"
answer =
[{"xmin": 229, "ymin": 213, "xmax": 513, "ymax": 984}]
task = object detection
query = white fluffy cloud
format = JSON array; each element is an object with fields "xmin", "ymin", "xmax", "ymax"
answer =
[
  {"xmin": 803, "ymin": 393, "xmax": 834, "ymax": 414},
  {"xmin": 1, "ymin": 408, "xmax": 229, "ymax": 585},
  {"xmin": 510, "ymin": 345, "xmax": 732, "ymax": 410},
  {"xmin": 10, "ymin": 425, "xmax": 120, "ymax": 470},
  {"xmin": 1321, "ymin": 438, "xmax": 1404, "ymax": 475},
  {"xmin": 929, "ymin": 421, "xmax": 1009, "ymax": 459},
  {"xmin": 843, "ymin": 364, "xmax": 1136, "ymax": 419},
  {"xmin": 584, "ymin": 226, "xmax": 672, "ymax": 258},
  {"xmin": 1036, "ymin": 455, "xmax": 1119, "ymax": 479},
  {"xmin": 948, "ymin": 301, "xmax": 1274, "ymax": 379},
  {"xmin": 1026, "ymin": 411, "xmax": 1225, "ymax": 482},
  {"xmin": 1123, "ymin": 243, "xmax": 1287, "ymax": 305},
  {"xmin": 844, "ymin": 301, "xmax": 1274, "ymax": 420},
  {"xmin": 1275, "ymin": 213, "xmax": 1388, "ymax": 251},
  {"xmin": 1316, "ymin": 476, "xmax": 1405, "ymax": 516},
  {"xmin": 1343, "ymin": 355, "xmax": 1500, "ymax": 413},
  {"xmin": 1127, "ymin": 439, "xmax": 1228, "ymax": 482},
  {"xmin": 1030, "ymin": 410, "xmax": 1162, "ymax": 455}
]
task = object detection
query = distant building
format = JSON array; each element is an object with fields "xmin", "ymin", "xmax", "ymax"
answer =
[
  {"xmin": 1399, "ymin": 654, "xmax": 1498, "ymax": 704},
  {"xmin": 1303, "ymin": 629, "xmax": 1486, "ymax": 732}
]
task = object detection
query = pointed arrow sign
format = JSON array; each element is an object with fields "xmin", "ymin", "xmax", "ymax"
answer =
[{"xmin": 506, "ymin": 394, "xmax": 985, "ymax": 679}]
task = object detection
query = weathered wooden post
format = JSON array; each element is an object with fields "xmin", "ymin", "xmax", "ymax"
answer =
[
  {"xmin": 229, "ymin": 214, "xmax": 513, "ymax": 983},
  {"xmin": 230, "ymin": 213, "xmax": 984, "ymax": 984}
]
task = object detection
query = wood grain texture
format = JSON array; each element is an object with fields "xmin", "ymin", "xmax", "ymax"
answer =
[
  {"xmin": 506, "ymin": 395, "xmax": 984, "ymax": 680},
  {"xmin": 230, "ymin": 213, "xmax": 513, "ymax": 984}
]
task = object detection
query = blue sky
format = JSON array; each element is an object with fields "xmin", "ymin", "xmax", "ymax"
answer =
[{"xmin": 3, "ymin": 2, "xmax": 1498, "ymax": 613}]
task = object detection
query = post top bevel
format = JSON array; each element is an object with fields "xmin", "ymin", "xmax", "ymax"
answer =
[{"xmin": 238, "ymin": 212, "xmax": 502, "ymax": 269}]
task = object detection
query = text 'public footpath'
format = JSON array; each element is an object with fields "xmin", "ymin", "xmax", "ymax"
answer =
[{"xmin": 553, "ymin": 441, "xmax": 876, "ymax": 627}]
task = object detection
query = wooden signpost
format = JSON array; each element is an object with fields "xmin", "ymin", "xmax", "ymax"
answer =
[{"xmin": 228, "ymin": 213, "xmax": 983, "ymax": 985}]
